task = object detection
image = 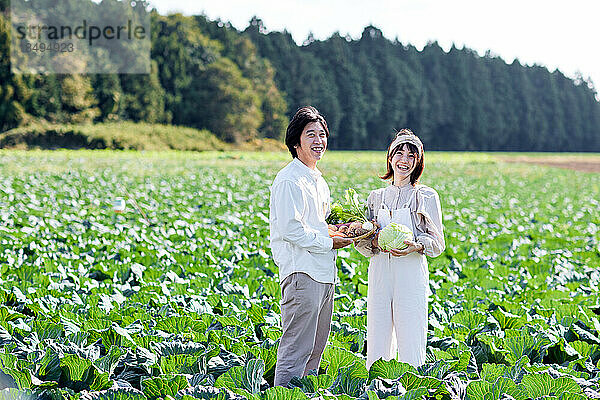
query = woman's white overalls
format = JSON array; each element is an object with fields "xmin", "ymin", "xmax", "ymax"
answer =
[{"xmin": 366, "ymin": 197, "xmax": 429, "ymax": 369}]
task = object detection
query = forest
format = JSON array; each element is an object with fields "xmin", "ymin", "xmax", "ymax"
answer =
[{"xmin": 1, "ymin": 0, "xmax": 599, "ymax": 151}]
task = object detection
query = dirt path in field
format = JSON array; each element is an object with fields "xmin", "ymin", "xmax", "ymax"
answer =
[{"xmin": 501, "ymin": 156, "xmax": 600, "ymax": 173}]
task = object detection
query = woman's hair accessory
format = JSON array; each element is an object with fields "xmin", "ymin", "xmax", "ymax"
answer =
[{"xmin": 388, "ymin": 129, "xmax": 423, "ymax": 158}]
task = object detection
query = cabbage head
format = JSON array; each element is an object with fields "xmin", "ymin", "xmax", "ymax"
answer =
[{"xmin": 378, "ymin": 223, "xmax": 413, "ymax": 251}]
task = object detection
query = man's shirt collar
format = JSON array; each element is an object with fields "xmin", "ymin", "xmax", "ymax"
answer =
[{"xmin": 292, "ymin": 157, "xmax": 322, "ymax": 179}]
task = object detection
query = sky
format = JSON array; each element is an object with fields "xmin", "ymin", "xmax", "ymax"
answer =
[{"xmin": 148, "ymin": 0, "xmax": 600, "ymax": 92}]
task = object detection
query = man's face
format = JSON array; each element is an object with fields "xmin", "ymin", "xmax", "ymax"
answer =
[{"xmin": 296, "ymin": 121, "xmax": 327, "ymax": 168}]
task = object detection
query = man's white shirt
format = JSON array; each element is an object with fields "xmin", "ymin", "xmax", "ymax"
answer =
[{"xmin": 269, "ymin": 158, "xmax": 336, "ymax": 284}]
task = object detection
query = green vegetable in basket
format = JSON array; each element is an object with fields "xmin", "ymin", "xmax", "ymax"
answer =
[{"xmin": 327, "ymin": 188, "xmax": 369, "ymax": 226}]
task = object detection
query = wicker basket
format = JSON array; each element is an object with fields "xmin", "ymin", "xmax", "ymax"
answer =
[{"xmin": 348, "ymin": 226, "xmax": 378, "ymax": 241}]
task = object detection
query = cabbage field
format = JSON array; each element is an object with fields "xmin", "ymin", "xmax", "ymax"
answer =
[{"xmin": 0, "ymin": 150, "xmax": 599, "ymax": 400}]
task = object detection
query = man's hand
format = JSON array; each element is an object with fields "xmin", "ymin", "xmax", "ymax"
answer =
[
  {"xmin": 332, "ymin": 236, "xmax": 353, "ymax": 249},
  {"xmin": 388, "ymin": 240, "xmax": 423, "ymax": 257}
]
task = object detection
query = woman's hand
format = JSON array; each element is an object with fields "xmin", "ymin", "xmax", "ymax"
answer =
[
  {"xmin": 387, "ymin": 240, "xmax": 424, "ymax": 257},
  {"xmin": 370, "ymin": 221, "xmax": 381, "ymax": 250},
  {"xmin": 370, "ymin": 233, "xmax": 379, "ymax": 249}
]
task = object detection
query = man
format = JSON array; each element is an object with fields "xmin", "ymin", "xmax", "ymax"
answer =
[{"xmin": 269, "ymin": 106, "xmax": 353, "ymax": 387}]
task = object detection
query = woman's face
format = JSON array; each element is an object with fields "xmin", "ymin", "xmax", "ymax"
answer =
[{"xmin": 390, "ymin": 144, "xmax": 417, "ymax": 183}]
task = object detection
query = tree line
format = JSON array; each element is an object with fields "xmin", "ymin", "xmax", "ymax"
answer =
[
  {"xmin": 243, "ymin": 18, "xmax": 600, "ymax": 151},
  {"xmin": 1, "ymin": 0, "xmax": 599, "ymax": 151},
  {"xmin": 0, "ymin": 1, "xmax": 288, "ymax": 144}
]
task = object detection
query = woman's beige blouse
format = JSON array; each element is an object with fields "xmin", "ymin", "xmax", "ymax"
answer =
[{"xmin": 354, "ymin": 184, "xmax": 445, "ymax": 258}]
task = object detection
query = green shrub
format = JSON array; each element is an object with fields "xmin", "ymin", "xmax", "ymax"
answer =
[{"xmin": 0, "ymin": 122, "xmax": 228, "ymax": 151}]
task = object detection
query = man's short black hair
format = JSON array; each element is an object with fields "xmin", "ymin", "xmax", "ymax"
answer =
[{"xmin": 285, "ymin": 106, "xmax": 329, "ymax": 158}]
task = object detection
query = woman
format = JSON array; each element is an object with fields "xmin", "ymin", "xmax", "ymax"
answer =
[{"xmin": 355, "ymin": 129, "xmax": 445, "ymax": 369}]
